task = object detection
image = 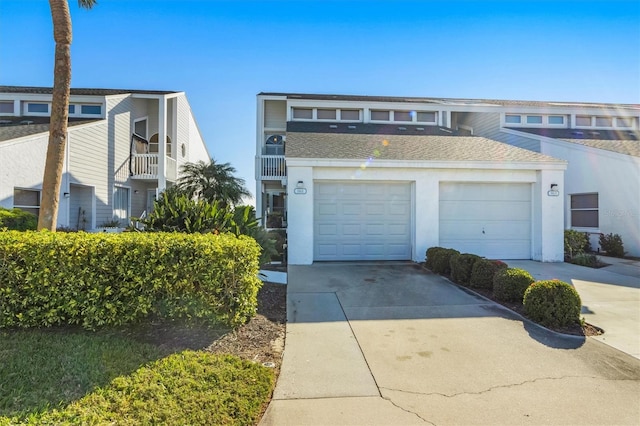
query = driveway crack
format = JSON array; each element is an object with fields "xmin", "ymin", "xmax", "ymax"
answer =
[
  {"xmin": 381, "ymin": 395, "xmax": 436, "ymax": 425},
  {"xmin": 380, "ymin": 375, "xmax": 613, "ymax": 399}
]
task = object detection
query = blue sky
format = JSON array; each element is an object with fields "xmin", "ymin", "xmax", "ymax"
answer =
[{"xmin": 1, "ymin": 0, "xmax": 639, "ymax": 200}]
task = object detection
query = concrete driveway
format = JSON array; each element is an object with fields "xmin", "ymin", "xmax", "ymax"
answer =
[{"xmin": 261, "ymin": 263, "xmax": 640, "ymax": 426}]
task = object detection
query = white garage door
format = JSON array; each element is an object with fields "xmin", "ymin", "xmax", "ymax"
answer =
[
  {"xmin": 439, "ymin": 182, "xmax": 531, "ymax": 259},
  {"xmin": 314, "ymin": 182, "xmax": 412, "ymax": 261}
]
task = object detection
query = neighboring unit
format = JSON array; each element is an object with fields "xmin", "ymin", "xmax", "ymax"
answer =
[
  {"xmin": 255, "ymin": 93, "xmax": 639, "ymax": 264},
  {"xmin": 0, "ymin": 86, "xmax": 210, "ymax": 230}
]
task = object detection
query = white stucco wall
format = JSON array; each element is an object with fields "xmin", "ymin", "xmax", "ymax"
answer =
[
  {"xmin": 542, "ymin": 140, "xmax": 640, "ymax": 257},
  {"xmin": 286, "ymin": 162, "xmax": 566, "ymax": 265}
]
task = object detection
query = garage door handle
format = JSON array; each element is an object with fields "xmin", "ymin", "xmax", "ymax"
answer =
[{"xmin": 482, "ymin": 227, "xmax": 485, "ymax": 234}]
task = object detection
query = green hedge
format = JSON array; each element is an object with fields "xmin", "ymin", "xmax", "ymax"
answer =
[
  {"xmin": 425, "ymin": 247, "xmax": 460, "ymax": 275},
  {"xmin": 523, "ymin": 280, "xmax": 582, "ymax": 328},
  {"xmin": 469, "ymin": 259, "xmax": 508, "ymax": 289},
  {"xmin": 450, "ymin": 253, "xmax": 481, "ymax": 285},
  {"xmin": 0, "ymin": 207, "xmax": 37, "ymax": 231},
  {"xmin": 0, "ymin": 231, "xmax": 262, "ymax": 330},
  {"xmin": 493, "ymin": 267, "xmax": 534, "ymax": 302}
]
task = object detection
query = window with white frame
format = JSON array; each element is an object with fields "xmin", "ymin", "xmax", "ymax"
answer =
[
  {"xmin": 317, "ymin": 109, "xmax": 337, "ymax": 120},
  {"xmin": 616, "ymin": 117, "xmax": 634, "ymax": 128},
  {"xmin": 134, "ymin": 118, "xmax": 148, "ymax": 138},
  {"xmin": 370, "ymin": 110, "xmax": 390, "ymax": 121},
  {"xmin": 292, "ymin": 108, "xmax": 312, "ymax": 119},
  {"xmin": 80, "ymin": 104, "xmax": 101, "ymax": 115},
  {"xmin": 68, "ymin": 105, "xmax": 76, "ymax": 114},
  {"xmin": 416, "ymin": 111, "xmax": 437, "ymax": 123},
  {"xmin": 548, "ymin": 115, "xmax": 565, "ymax": 125},
  {"xmin": 570, "ymin": 193, "xmax": 598, "ymax": 228},
  {"xmin": 26, "ymin": 103, "xmax": 49, "ymax": 114},
  {"xmin": 339, "ymin": 109, "xmax": 360, "ymax": 121},
  {"xmin": 575, "ymin": 116, "xmax": 592, "ymax": 126},
  {"xmin": 113, "ymin": 186, "xmax": 130, "ymax": 226},
  {"xmin": 0, "ymin": 101, "xmax": 14, "ymax": 114},
  {"xmin": 13, "ymin": 188, "xmax": 40, "ymax": 218},
  {"xmin": 505, "ymin": 114, "xmax": 522, "ymax": 124},
  {"xmin": 393, "ymin": 111, "xmax": 413, "ymax": 122},
  {"xmin": 595, "ymin": 116, "xmax": 612, "ymax": 127},
  {"xmin": 526, "ymin": 115, "xmax": 543, "ymax": 124}
]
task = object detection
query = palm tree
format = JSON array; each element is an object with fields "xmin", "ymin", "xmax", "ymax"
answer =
[
  {"xmin": 176, "ymin": 159, "xmax": 251, "ymax": 208},
  {"xmin": 38, "ymin": 0, "xmax": 96, "ymax": 231}
]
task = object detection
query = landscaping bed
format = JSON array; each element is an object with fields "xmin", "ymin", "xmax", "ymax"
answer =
[{"xmin": 0, "ymin": 282, "xmax": 286, "ymax": 425}]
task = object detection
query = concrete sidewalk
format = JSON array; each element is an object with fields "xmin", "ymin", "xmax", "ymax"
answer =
[
  {"xmin": 261, "ymin": 263, "xmax": 640, "ymax": 425},
  {"xmin": 508, "ymin": 258, "xmax": 640, "ymax": 358}
]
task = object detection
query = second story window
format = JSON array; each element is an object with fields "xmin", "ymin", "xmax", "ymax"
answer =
[
  {"xmin": 0, "ymin": 101, "xmax": 14, "ymax": 114},
  {"xmin": 26, "ymin": 103, "xmax": 49, "ymax": 114},
  {"xmin": 265, "ymin": 135, "xmax": 285, "ymax": 155},
  {"xmin": 80, "ymin": 105, "xmax": 102, "ymax": 115},
  {"xmin": 292, "ymin": 108, "xmax": 312, "ymax": 119},
  {"xmin": 371, "ymin": 110, "xmax": 390, "ymax": 121}
]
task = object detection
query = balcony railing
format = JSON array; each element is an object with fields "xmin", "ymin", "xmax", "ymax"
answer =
[
  {"xmin": 131, "ymin": 154, "xmax": 177, "ymax": 181},
  {"xmin": 259, "ymin": 155, "xmax": 286, "ymax": 180}
]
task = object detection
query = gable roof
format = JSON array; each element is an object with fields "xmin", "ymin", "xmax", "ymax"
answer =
[
  {"xmin": 510, "ymin": 128, "xmax": 640, "ymax": 157},
  {"xmin": 0, "ymin": 86, "xmax": 178, "ymax": 96},
  {"xmin": 0, "ymin": 116, "xmax": 101, "ymax": 142},
  {"xmin": 285, "ymin": 132, "xmax": 563, "ymax": 163},
  {"xmin": 259, "ymin": 92, "xmax": 640, "ymax": 110}
]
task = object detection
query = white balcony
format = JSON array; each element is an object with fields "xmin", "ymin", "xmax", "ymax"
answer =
[
  {"xmin": 259, "ymin": 155, "xmax": 286, "ymax": 180},
  {"xmin": 131, "ymin": 154, "xmax": 177, "ymax": 182}
]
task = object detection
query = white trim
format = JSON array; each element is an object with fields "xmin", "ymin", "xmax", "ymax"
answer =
[{"xmin": 286, "ymin": 157, "xmax": 567, "ymax": 170}]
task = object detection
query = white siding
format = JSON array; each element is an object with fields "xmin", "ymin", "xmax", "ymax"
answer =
[
  {"xmin": 455, "ymin": 112, "xmax": 542, "ymax": 152},
  {"xmin": 264, "ymin": 100, "xmax": 286, "ymax": 129},
  {"xmin": 69, "ymin": 183, "xmax": 93, "ymax": 230}
]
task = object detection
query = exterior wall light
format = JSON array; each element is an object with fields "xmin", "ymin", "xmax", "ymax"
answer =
[
  {"xmin": 548, "ymin": 184, "xmax": 559, "ymax": 197},
  {"xmin": 294, "ymin": 180, "xmax": 307, "ymax": 194}
]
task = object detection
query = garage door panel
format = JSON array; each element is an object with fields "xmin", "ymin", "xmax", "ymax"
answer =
[
  {"xmin": 439, "ymin": 183, "xmax": 531, "ymax": 260},
  {"xmin": 314, "ymin": 182, "xmax": 412, "ymax": 261}
]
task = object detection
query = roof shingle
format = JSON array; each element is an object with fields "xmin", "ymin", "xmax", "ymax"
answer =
[{"xmin": 285, "ymin": 132, "xmax": 563, "ymax": 163}]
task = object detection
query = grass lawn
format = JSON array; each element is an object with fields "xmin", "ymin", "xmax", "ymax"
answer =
[{"xmin": 0, "ymin": 328, "xmax": 274, "ymax": 425}]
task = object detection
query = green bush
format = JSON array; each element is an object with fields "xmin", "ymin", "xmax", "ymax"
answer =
[
  {"xmin": 571, "ymin": 253, "xmax": 600, "ymax": 267},
  {"xmin": 449, "ymin": 253, "xmax": 482, "ymax": 284},
  {"xmin": 599, "ymin": 233, "xmax": 626, "ymax": 257},
  {"xmin": 0, "ymin": 231, "xmax": 262, "ymax": 330},
  {"xmin": 425, "ymin": 247, "xmax": 463, "ymax": 275},
  {"xmin": 493, "ymin": 267, "xmax": 534, "ymax": 302},
  {"xmin": 523, "ymin": 280, "xmax": 582, "ymax": 328},
  {"xmin": 0, "ymin": 207, "xmax": 37, "ymax": 231},
  {"xmin": 469, "ymin": 259, "xmax": 508, "ymax": 289},
  {"xmin": 564, "ymin": 230, "xmax": 588, "ymax": 260}
]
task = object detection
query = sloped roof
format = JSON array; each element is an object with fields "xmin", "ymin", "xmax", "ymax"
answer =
[
  {"xmin": 511, "ymin": 128, "xmax": 640, "ymax": 157},
  {"xmin": 286, "ymin": 132, "xmax": 563, "ymax": 163},
  {"xmin": 0, "ymin": 86, "xmax": 178, "ymax": 96},
  {"xmin": 287, "ymin": 121, "xmax": 459, "ymax": 136},
  {"xmin": 0, "ymin": 116, "xmax": 100, "ymax": 142},
  {"xmin": 259, "ymin": 92, "xmax": 639, "ymax": 110}
]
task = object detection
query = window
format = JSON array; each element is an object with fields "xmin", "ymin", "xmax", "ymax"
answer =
[
  {"xmin": 113, "ymin": 187, "xmax": 130, "ymax": 226},
  {"xmin": 576, "ymin": 116, "xmax": 591, "ymax": 126},
  {"xmin": 595, "ymin": 116, "xmax": 612, "ymax": 127},
  {"xmin": 292, "ymin": 108, "xmax": 312, "ymax": 119},
  {"xmin": 265, "ymin": 134, "xmax": 284, "ymax": 155},
  {"xmin": 394, "ymin": 111, "xmax": 413, "ymax": 122},
  {"xmin": 616, "ymin": 117, "xmax": 633, "ymax": 127},
  {"xmin": 134, "ymin": 118, "xmax": 148, "ymax": 138},
  {"xmin": 68, "ymin": 105, "xmax": 76, "ymax": 114},
  {"xmin": 13, "ymin": 188, "xmax": 40, "ymax": 218},
  {"xmin": 340, "ymin": 109, "xmax": 360, "ymax": 121},
  {"xmin": 80, "ymin": 105, "xmax": 101, "ymax": 115},
  {"xmin": 317, "ymin": 109, "xmax": 336, "ymax": 120},
  {"xmin": 526, "ymin": 115, "xmax": 543, "ymax": 124},
  {"xmin": 27, "ymin": 103, "xmax": 49, "ymax": 113},
  {"xmin": 371, "ymin": 110, "xmax": 390, "ymax": 121},
  {"xmin": 0, "ymin": 101, "xmax": 13, "ymax": 114},
  {"xmin": 505, "ymin": 114, "xmax": 521, "ymax": 124},
  {"xmin": 548, "ymin": 115, "xmax": 565, "ymax": 125},
  {"xmin": 417, "ymin": 111, "xmax": 437, "ymax": 123},
  {"xmin": 571, "ymin": 193, "xmax": 598, "ymax": 228}
]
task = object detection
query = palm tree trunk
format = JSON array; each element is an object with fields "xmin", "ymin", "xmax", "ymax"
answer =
[{"xmin": 38, "ymin": 0, "xmax": 72, "ymax": 231}]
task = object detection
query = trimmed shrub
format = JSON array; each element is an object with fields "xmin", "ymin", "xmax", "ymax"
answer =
[
  {"xmin": 523, "ymin": 280, "xmax": 582, "ymax": 328},
  {"xmin": 425, "ymin": 247, "xmax": 442, "ymax": 270},
  {"xmin": 431, "ymin": 248, "xmax": 460, "ymax": 275},
  {"xmin": 564, "ymin": 230, "xmax": 588, "ymax": 260},
  {"xmin": 450, "ymin": 253, "xmax": 482, "ymax": 285},
  {"xmin": 469, "ymin": 259, "xmax": 508, "ymax": 289},
  {"xmin": 599, "ymin": 233, "xmax": 626, "ymax": 258},
  {"xmin": 571, "ymin": 253, "xmax": 600, "ymax": 268},
  {"xmin": 0, "ymin": 207, "xmax": 37, "ymax": 231},
  {"xmin": 493, "ymin": 267, "xmax": 534, "ymax": 302},
  {"xmin": 0, "ymin": 231, "xmax": 262, "ymax": 330}
]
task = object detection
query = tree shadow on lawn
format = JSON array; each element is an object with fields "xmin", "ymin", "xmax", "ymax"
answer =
[{"xmin": 0, "ymin": 321, "xmax": 229, "ymax": 420}]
